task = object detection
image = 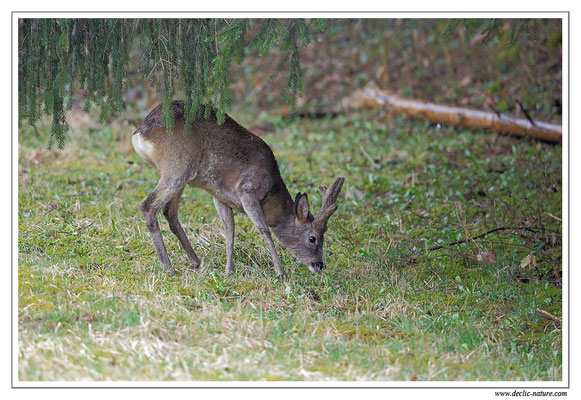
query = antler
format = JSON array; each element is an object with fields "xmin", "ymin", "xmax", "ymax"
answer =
[{"xmin": 313, "ymin": 176, "xmax": 345, "ymax": 230}]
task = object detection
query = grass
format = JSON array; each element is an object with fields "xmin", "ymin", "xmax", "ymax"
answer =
[{"xmin": 17, "ymin": 107, "xmax": 562, "ymax": 381}]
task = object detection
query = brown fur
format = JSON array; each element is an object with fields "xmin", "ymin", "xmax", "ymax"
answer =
[{"xmin": 133, "ymin": 101, "xmax": 344, "ymax": 277}]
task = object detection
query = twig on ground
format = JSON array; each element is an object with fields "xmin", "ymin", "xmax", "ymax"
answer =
[
  {"xmin": 543, "ymin": 211, "xmax": 562, "ymax": 222},
  {"xmin": 359, "ymin": 144, "xmax": 378, "ymax": 168},
  {"xmin": 536, "ymin": 308, "xmax": 561, "ymax": 325},
  {"xmin": 516, "ymin": 98, "xmax": 536, "ymax": 126},
  {"xmin": 428, "ymin": 226, "xmax": 539, "ymax": 251}
]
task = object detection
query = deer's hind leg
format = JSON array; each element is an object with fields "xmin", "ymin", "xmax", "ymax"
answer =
[
  {"xmin": 213, "ymin": 198, "xmax": 235, "ymax": 275},
  {"xmin": 162, "ymin": 187, "xmax": 202, "ymax": 269},
  {"xmin": 140, "ymin": 177, "xmax": 187, "ymax": 274}
]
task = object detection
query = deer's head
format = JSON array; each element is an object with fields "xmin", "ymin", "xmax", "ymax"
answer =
[{"xmin": 277, "ymin": 176, "xmax": 345, "ymax": 273}]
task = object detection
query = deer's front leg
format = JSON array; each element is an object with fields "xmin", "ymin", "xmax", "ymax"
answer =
[
  {"xmin": 240, "ymin": 195, "xmax": 285, "ymax": 278},
  {"xmin": 213, "ymin": 198, "xmax": 235, "ymax": 275}
]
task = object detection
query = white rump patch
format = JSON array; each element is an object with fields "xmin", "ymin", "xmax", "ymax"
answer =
[{"xmin": 132, "ymin": 132, "xmax": 155, "ymax": 162}]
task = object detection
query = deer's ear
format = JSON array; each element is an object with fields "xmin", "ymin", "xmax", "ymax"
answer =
[
  {"xmin": 295, "ymin": 192, "xmax": 302, "ymax": 204},
  {"xmin": 295, "ymin": 193, "xmax": 311, "ymax": 223}
]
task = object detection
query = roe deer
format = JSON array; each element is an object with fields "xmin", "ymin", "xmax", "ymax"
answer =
[{"xmin": 132, "ymin": 101, "xmax": 345, "ymax": 277}]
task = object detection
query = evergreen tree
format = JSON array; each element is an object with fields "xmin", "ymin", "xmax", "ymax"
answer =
[
  {"xmin": 18, "ymin": 18, "xmax": 325, "ymax": 148},
  {"xmin": 18, "ymin": 18, "xmax": 536, "ymax": 148}
]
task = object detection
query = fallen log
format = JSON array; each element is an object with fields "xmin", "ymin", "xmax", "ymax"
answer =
[{"xmin": 357, "ymin": 88, "xmax": 562, "ymax": 143}]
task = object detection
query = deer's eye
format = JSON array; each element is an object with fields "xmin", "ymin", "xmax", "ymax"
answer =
[{"xmin": 309, "ymin": 236, "xmax": 316, "ymax": 244}]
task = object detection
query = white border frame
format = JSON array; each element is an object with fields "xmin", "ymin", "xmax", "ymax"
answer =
[{"xmin": 11, "ymin": 11, "xmax": 569, "ymax": 390}]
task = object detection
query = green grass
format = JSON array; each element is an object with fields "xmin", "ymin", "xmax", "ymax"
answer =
[{"xmin": 18, "ymin": 108, "xmax": 562, "ymax": 381}]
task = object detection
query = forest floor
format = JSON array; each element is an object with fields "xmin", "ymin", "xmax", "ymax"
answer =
[
  {"xmin": 18, "ymin": 108, "xmax": 562, "ymax": 381},
  {"xmin": 17, "ymin": 19, "xmax": 563, "ymax": 381}
]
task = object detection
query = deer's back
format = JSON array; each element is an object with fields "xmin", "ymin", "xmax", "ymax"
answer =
[{"xmin": 132, "ymin": 101, "xmax": 284, "ymax": 209}]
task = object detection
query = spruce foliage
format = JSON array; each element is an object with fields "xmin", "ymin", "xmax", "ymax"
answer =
[
  {"xmin": 18, "ymin": 18, "xmax": 326, "ymax": 148},
  {"xmin": 18, "ymin": 18, "xmax": 532, "ymax": 148}
]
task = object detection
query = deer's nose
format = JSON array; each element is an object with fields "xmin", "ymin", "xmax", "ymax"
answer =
[{"xmin": 315, "ymin": 261, "xmax": 325, "ymax": 270}]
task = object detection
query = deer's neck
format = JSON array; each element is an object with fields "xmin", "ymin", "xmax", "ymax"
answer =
[{"xmin": 262, "ymin": 179, "xmax": 296, "ymax": 239}]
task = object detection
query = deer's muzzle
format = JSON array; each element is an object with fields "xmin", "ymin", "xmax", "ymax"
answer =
[{"xmin": 309, "ymin": 261, "xmax": 325, "ymax": 273}]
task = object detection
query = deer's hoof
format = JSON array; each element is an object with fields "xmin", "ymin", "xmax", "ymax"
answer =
[{"xmin": 189, "ymin": 260, "xmax": 202, "ymax": 270}]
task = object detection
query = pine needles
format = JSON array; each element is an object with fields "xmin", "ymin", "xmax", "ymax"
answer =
[{"xmin": 18, "ymin": 18, "xmax": 325, "ymax": 147}]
